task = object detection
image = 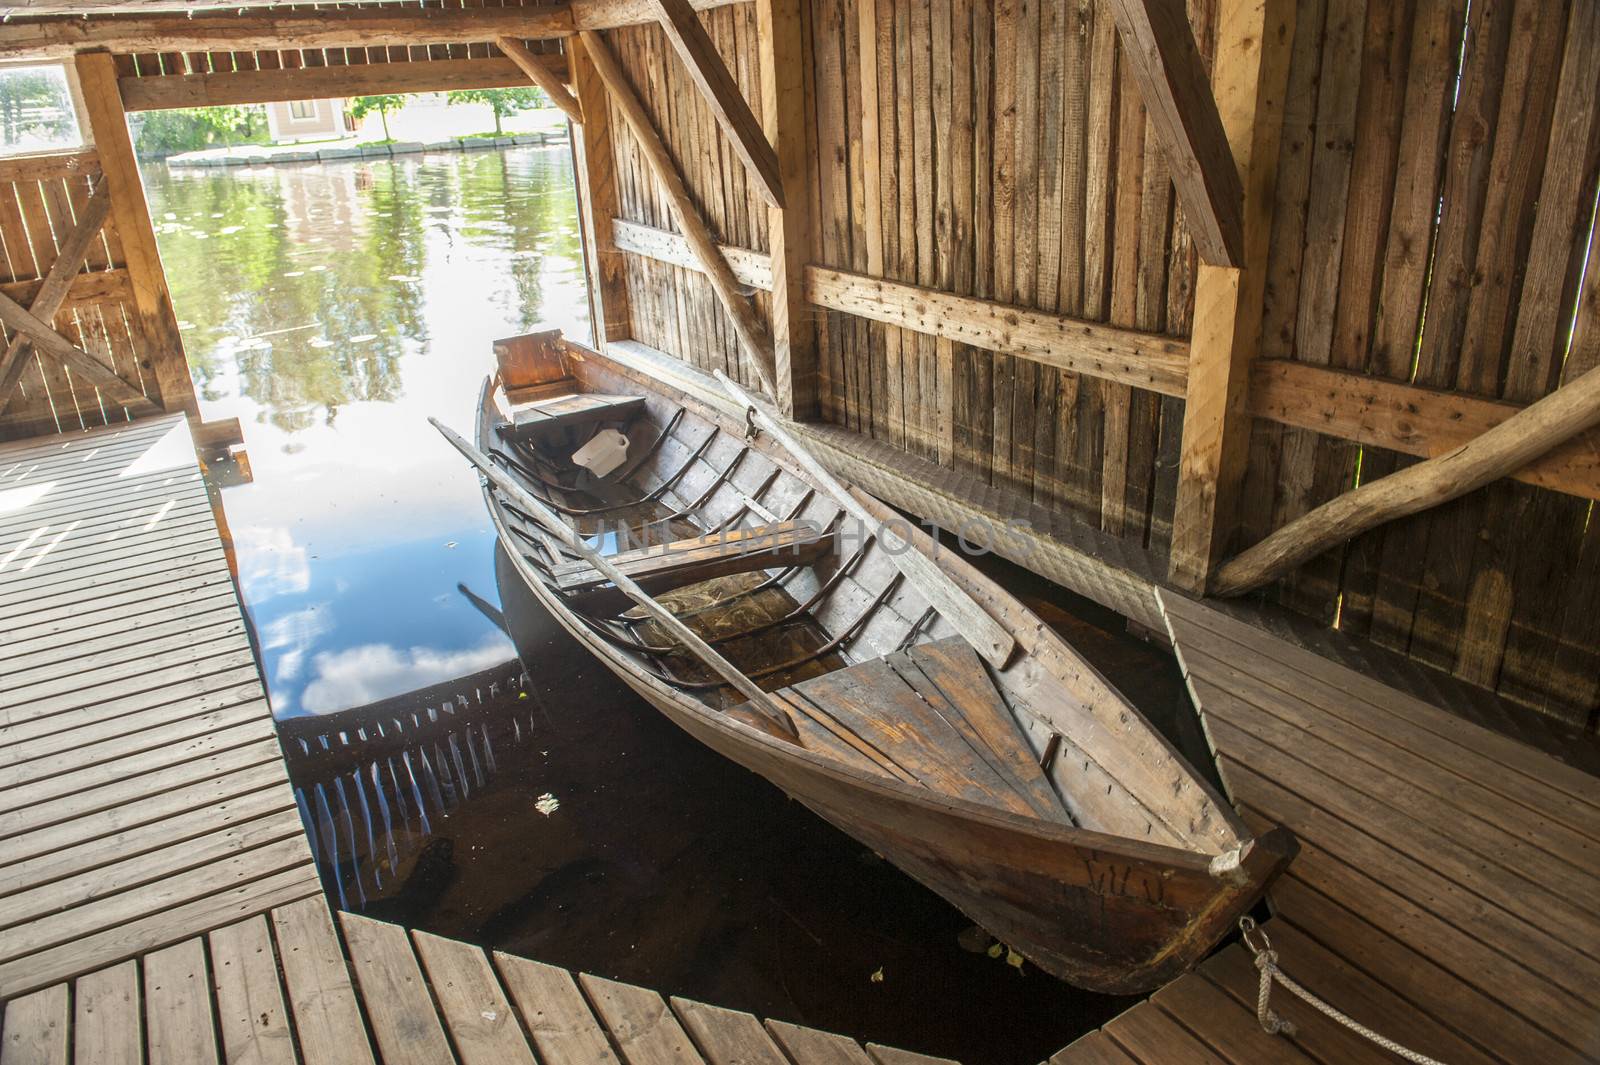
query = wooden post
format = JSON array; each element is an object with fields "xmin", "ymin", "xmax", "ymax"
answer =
[
  {"xmin": 1167, "ymin": 0, "xmax": 1294, "ymax": 592},
  {"xmin": 73, "ymin": 51, "xmax": 199, "ymax": 419},
  {"xmin": 754, "ymin": 0, "xmax": 817, "ymax": 420},
  {"xmin": 567, "ymin": 36, "xmax": 633, "ymax": 347}
]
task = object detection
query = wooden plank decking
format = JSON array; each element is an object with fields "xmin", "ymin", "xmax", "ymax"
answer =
[
  {"xmin": 0, "ymin": 897, "xmax": 962, "ymax": 1065},
  {"xmin": 0, "ymin": 415, "xmax": 320, "ymax": 1001},
  {"xmin": 1053, "ymin": 591, "xmax": 1600, "ymax": 1065}
]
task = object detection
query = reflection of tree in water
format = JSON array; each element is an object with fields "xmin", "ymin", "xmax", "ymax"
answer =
[{"xmin": 150, "ymin": 149, "xmax": 582, "ymax": 431}]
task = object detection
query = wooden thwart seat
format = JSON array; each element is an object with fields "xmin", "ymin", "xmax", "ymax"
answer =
[
  {"xmin": 774, "ymin": 637, "xmax": 1073, "ymax": 824},
  {"xmin": 500, "ymin": 392, "xmax": 645, "ymax": 438},
  {"xmin": 551, "ymin": 520, "xmax": 834, "ymax": 612}
]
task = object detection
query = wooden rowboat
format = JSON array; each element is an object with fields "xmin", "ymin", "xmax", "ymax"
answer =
[{"xmin": 453, "ymin": 334, "xmax": 1296, "ymax": 995}]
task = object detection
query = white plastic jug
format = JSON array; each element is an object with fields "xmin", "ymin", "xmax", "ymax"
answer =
[{"xmin": 572, "ymin": 428, "xmax": 630, "ymax": 478}]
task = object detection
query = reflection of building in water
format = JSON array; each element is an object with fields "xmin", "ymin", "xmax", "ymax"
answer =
[
  {"xmin": 266, "ymin": 97, "xmax": 347, "ymax": 142},
  {"xmin": 274, "ymin": 163, "xmax": 365, "ymax": 252}
]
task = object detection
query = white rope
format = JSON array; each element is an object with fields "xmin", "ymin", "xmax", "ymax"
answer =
[{"xmin": 1238, "ymin": 917, "xmax": 1453, "ymax": 1065}]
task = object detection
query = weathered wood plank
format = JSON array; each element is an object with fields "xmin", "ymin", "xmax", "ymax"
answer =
[
  {"xmin": 494, "ymin": 953, "xmax": 623, "ymax": 1065},
  {"xmin": 209, "ymin": 916, "xmax": 297, "ymax": 1065},
  {"xmin": 143, "ymin": 938, "xmax": 220, "ymax": 1065},
  {"xmin": 273, "ymin": 899, "xmax": 377, "ymax": 1065},
  {"xmin": 338, "ymin": 913, "xmax": 456, "ymax": 1065},
  {"xmin": 413, "ymin": 931, "xmax": 538, "ymax": 1065}
]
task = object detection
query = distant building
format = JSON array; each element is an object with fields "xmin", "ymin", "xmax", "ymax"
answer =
[{"xmin": 265, "ymin": 98, "xmax": 346, "ymax": 143}]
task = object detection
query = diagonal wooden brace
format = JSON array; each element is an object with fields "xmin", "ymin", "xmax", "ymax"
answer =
[
  {"xmin": 497, "ymin": 36, "xmax": 584, "ymax": 126},
  {"xmin": 0, "ymin": 182, "xmax": 152, "ymax": 414}
]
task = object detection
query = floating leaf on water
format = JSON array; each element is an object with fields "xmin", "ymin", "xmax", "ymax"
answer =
[
  {"xmin": 444, "ymin": 541, "xmax": 458, "ymax": 549},
  {"xmin": 534, "ymin": 793, "xmax": 560, "ymax": 816},
  {"xmin": 869, "ymin": 967, "xmax": 884, "ymax": 984}
]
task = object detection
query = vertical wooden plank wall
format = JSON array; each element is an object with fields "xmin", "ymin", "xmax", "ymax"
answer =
[
  {"xmin": 588, "ymin": 0, "xmax": 1600, "ymax": 729},
  {"xmin": 605, "ymin": 0, "xmax": 1211, "ymax": 555},
  {"xmin": 1238, "ymin": 0, "xmax": 1600, "ymax": 727},
  {"xmin": 0, "ymin": 152, "xmax": 162, "ymax": 441}
]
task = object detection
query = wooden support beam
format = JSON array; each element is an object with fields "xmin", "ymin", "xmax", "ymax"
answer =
[
  {"xmin": 0, "ymin": 151, "xmax": 97, "ymax": 183},
  {"xmin": 0, "ymin": 267, "xmax": 132, "ymax": 312},
  {"xmin": 0, "ymin": 181, "xmax": 114, "ymax": 408},
  {"xmin": 75, "ymin": 51, "xmax": 198, "ymax": 419},
  {"xmin": 0, "ymin": 7, "xmax": 576, "ymax": 59},
  {"xmin": 0, "ymin": 289, "xmax": 156, "ymax": 414},
  {"xmin": 574, "ymin": 0, "xmax": 743, "ymax": 31},
  {"xmin": 1248, "ymin": 360, "xmax": 1600, "ymax": 502},
  {"xmin": 651, "ymin": 0, "xmax": 784, "ymax": 209},
  {"xmin": 1213, "ymin": 366, "xmax": 1600, "ymax": 597},
  {"xmin": 754, "ymin": 0, "xmax": 816, "ymax": 420},
  {"xmin": 612, "ymin": 216, "xmax": 773, "ymax": 289},
  {"xmin": 567, "ymin": 36, "xmax": 633, "ymax": 345},
  {"xmin": 577, "ymin": 28, "xmax": 779, "ymax": 398},
  {"xmin": 1103, "ymin": 0, "xmax": 1247, "ymax": 266},
  {"xmin": 805, "ymin": 267, "xmax": 1191, "ymax": 396},
  {"xmin": 1167, "ymin": 0, "xmax": 1296, "ymax": 591},
  {"xmin": 120, "ymin": 56, "xmax": 567, "ymax": 112},
  {"xmin": 496, "ymin": 38, "xmax": 583, "ymax": 126}
]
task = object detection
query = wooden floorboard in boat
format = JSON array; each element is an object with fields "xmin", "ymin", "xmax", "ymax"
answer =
[
  {"xmin": 1054, "ymin": 591, "xmax": 1600, "ymax": 1065},
  {"xmin": 0, "ymin": 416, "xmax": 316, "ymax": 1001},
  {"xmin": 780, "ymin": 636, "xmax": 1069, "ymax": 821},
  {"xmin": 0, "ymin": 898, "xmax": 954, "ymax": 1065}
]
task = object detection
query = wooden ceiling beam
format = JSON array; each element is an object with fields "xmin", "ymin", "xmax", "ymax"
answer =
[
  {"xmin": 1103, "ymin": 0, "xmax": 1246, "ymax": 267},
  {"xmin": 0, "ymin": 7, "xmax": 575, "ymax": 59},
  {"xmin": 497, "ymin": 37, "xmax": 583, "ymax": 125},
  {"xmin": 649, "ymin": 0, "xmax": 784, "ymax": 209},
  {"xmin": 120, "ymin": 56, "xmax": 569, "ymax": 112}
]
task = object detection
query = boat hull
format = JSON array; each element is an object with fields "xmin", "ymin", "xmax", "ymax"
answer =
[{"xmin": 476, "ymin": 348, "xmax": 1295, "ymax": 994}]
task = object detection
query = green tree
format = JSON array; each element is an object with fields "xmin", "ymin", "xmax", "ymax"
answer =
[
  {"xmin": 0, "ymin": 66, "xmax": 77, "ymax": 149},
  {"xmin": 348, "ymin": 94, "xmax": 407, "ymax": 141},
  {"xmin": 444, "ymin": 87, "xmax": 545, "ymax": 136},
  {"xmin": 129, "ymin": 105, "xmax": 266, "ymax": 157}
]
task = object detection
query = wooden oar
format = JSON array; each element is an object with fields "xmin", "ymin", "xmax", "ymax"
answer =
[
  {"xmin": 712, "ymin": 371, "xmax": 1017, "ymax": 670},
  {"xmin": 429, "ymin": 417, "xmax": 800, "ymax": 744}
]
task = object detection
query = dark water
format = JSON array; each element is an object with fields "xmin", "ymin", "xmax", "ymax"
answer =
[{"xmin": 148, "ymin": 144, "xmax": 1211, "ymax": 1063}]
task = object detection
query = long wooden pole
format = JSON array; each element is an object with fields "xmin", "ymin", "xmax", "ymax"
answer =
[
  {"xmin": 1212, "ymin": 365, "xmax": 1600, "ymax": 597},
  {"xmin": 429, "ymin": 417, "xmax": 799, "ymax": 742},
  {"xmin": 713, "ymin": 370, "xmax": 1017, "ymax": 669},
  {"xmin": 577, "ymin": 28, "xmax": 780, "ymax": 400}
]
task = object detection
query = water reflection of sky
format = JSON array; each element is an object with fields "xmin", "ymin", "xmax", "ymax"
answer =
[{"xmin": 145, "ymin": 145, "xmax": 590, "ymax": 719}]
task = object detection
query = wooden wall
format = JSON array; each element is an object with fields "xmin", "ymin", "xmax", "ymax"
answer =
[
  {"xmin": 608, "ymin": 0, "xmax": 1215, "ymax": 555},
  {"xmin": 595, "ymin": 0, "xmax": 1600, "ymax": 728},
  {"xmin": 0, "ymin": 151, "xmax": 161, "ymax": 441},
  {"xmin": 605, "ymin": 9, "xmax": 776, "ymax": 391},
  {"xmin": 1236, "ymin": 0, "xmax": 1600, "ymax": 726}
]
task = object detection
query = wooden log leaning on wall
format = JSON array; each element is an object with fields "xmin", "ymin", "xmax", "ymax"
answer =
[
  {"xmin": 496, "ymin": 37, "xmax": 584, "ymax": 125},
  {"xmin": 1167, "ymin": 0, "xmax": 1295, "ymax": 593},
  {"xmin": 753, "ymin": 0, "xmax": 816, "ymax": 420},
  {"xmin": 1101, "ymin": 0, "xmax": 1247, "ymax": 267},
  {"xmin": 1211, "ymin": 366, "xmax": 1600, "ymax": 597},
  {"xmin": 568, "ymin": 36, "xmax": 633, "ymax": 345},
  {"xmin": 576, "ymin": 29, "xmax": 780, "ymax": 399},
  {"xmin": 75, "ymin": 51, "xmax": 198, "ymax": 418},
  {"xmin": 650, "ymin": 0, "xmax": 784, "ymax": 209}
]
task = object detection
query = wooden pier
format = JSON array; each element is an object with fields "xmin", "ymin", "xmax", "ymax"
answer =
[
  {"xmin": 0, "ymin": 415, "xmax": 320, "ymax": 1001},
  {"xmin": 1053, "ymin": 592, "xmax": 1600, "ymax": 1065}
]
